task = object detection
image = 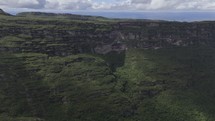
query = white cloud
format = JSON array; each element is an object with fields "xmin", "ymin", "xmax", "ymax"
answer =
[
  {"xmin": 1, "ymin": 0, "xmax": 215, "ymax": 11},
  {"xmin": 0, "ymin": 0, "xmax": 46, "ymax": 9},
  {"xmin": 45, "ymin": 0, "xmax": 92, "ymax": 10},
  {"xmin": 92, "ymin": 0, "xmax": 215, "ymax": 11}
]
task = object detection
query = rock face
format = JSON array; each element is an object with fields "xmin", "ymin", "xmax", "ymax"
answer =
[
  {"xmin": 0, "ymin": 10, "xmax": 215, "ymax": 56},
  {"xmin": 117, "ymin": 21, "xmax": 215, "ymax": 49},
  {"xmin": 0, "ymin": 8, "xmax": 10, "ymax": 15},
  {"xmin": 0, "ymin": 8, "xmax": 4, "ymax": 14}
]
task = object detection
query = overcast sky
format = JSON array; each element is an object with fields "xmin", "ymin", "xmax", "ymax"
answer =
[{"xmin": 0, "ymin": 0, "xmax": 215, "ymax": 11}]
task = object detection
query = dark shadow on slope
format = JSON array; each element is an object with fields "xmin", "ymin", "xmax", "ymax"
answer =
[
  {"xmin": 100, "ymin": 51, "xmax": 126, "ymax": 72},
  {"xmin": 135, "ymin": 45, "xmax": 215, "ymax": 120},
  {"xmin": 0, "ymin": 52, "xmax": 49, "ymax": 119}
]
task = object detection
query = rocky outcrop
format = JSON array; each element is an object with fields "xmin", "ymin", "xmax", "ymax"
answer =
[
  {"xmin": 0, "ymin": 8, "xmax": 10, "ymax": 16},
  {"xmin": 117, "ymin": 21, "xmax": 215, "ymax": 49}
]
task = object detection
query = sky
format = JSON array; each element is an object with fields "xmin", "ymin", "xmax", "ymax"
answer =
[
  {"xmin": 0, "ymin": 0, "xmax": 215, "ymax": 11},
  {"xmin": 1, "ymin": 0, "xmax": 215, "ymax": 21}
]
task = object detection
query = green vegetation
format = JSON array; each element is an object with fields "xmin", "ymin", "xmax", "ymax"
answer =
[
  {"xmin": 1, "ymin": 9, "xmax": 215, "ymax": 121},
  {"xmin": 114, "ymin": 46, "xmax": 215, "ymax": 121},
  {"xmin": 0, "ymin": 36, "xmax": 25, "ymax": 47},
  {"xmin": 2, "ymin": 46, "xmax": 215, "ymax": 121},
  {"xmin": 0, "ymin": 52, "xmax": 118, "ymax": 121}
]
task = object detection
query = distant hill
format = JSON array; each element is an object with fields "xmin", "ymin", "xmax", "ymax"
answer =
[{"xmin": 17, "ymin": 12, "xmax": 107, "ymax": 21}]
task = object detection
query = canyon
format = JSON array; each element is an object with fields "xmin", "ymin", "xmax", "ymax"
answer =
[{"xmin": 1, "ymin": 9, "xmax": 215, "ymax": 121}]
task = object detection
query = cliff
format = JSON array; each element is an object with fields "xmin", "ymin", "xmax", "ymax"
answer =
[{"xmin": 0, "ymin": 12, "xmax": 215, "ymax": 56}]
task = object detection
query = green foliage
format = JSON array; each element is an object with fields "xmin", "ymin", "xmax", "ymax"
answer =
[
  {"xmin": 2, "ymin": 45, "xmax": 215, "ymax": 121},
  {"xmin": 0, "ymin": 115, "xmax": 44, "ymax": 121},
  {"xmin": 114, "ymin": 46, "xmax": 215, "ymax": 121},
  {"xmin": 0, "ymin": 52, "xmax": 128, "ymax": 121},
  {"xmin": 0, "ymin": 36, "xmax": 25, "ymax": 47}
]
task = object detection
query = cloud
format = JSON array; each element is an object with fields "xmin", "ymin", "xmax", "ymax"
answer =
[
  {"xmin": 0, "ymin": 0, "xmax": 215, "ymax": 10},
  {"xmin": 45, "ymin": 0, "xmax": 92, "ymax": 10},
  {"xmin": 92, "ymin": 0, "xmax": 215, "ymax": 11},
  {"xmin": 108, "ymin": 0, "xmax": 215, "ymax": 10},
  {"xmin": 0, "ymin": 0, "xmax": 46, "ymax": 9}
]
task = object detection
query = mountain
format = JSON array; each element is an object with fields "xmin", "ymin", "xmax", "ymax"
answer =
[{"xmin": 1, "ymin": 9, "xmax": 215, "ymax": 121}]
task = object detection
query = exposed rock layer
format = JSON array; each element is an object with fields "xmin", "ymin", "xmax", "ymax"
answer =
[{"xmin": 0, "ymin": 11, "xmax": 215, "ymax": 55}]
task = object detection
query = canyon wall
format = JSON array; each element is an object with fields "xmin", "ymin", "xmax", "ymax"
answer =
[{"xmin": 1, "ymin": 12, "xmax": 215, "ymax": 55}]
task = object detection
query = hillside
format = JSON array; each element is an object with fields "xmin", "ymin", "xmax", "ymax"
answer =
[{"xmin": 1, "ymin": 9, "xmax": 215, "ymax": 121}]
